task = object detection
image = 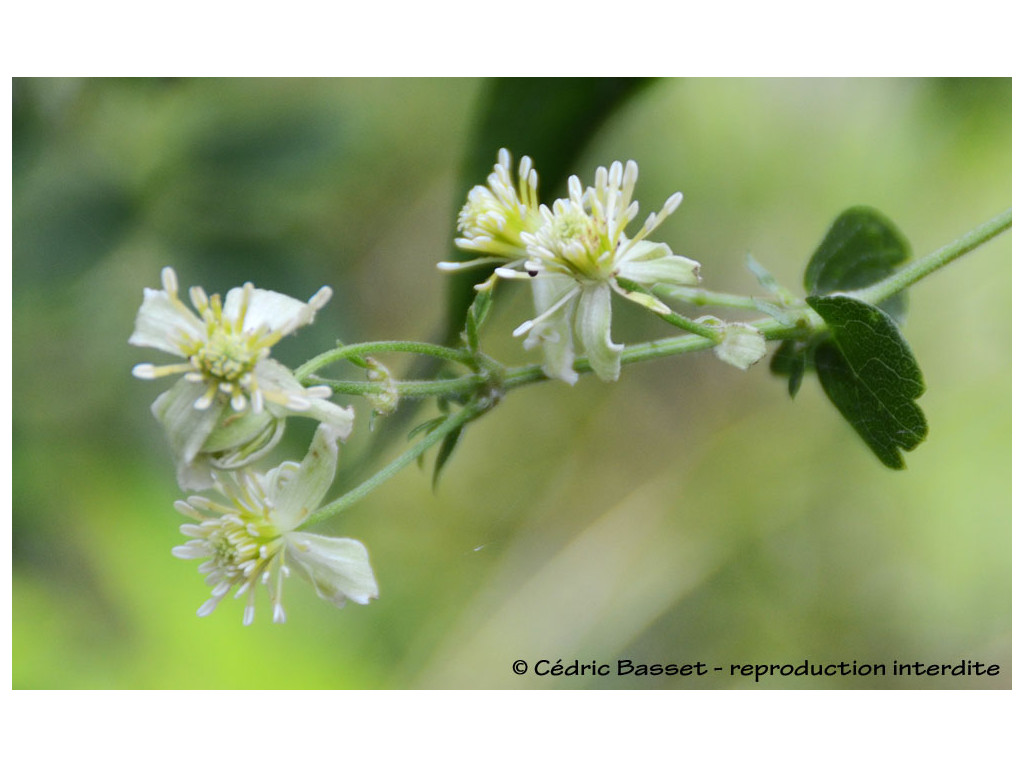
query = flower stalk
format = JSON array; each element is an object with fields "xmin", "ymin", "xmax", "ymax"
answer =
[{"xmin": 301, "ymin": 400, "xmax": 489, "ymax": 528}]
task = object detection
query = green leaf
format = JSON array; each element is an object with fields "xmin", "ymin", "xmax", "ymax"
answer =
[
  {"xmin": 433, "ymin": 425, "xmax": 465, "ymax": 489},
  {"xmin": 806, "ymin": 295, "xmax": 927, "ymax": 469},
  {"xmin": 769, "ymin": 339, "xmax": 807, "ymax": 398},
  {"xmin": 804, "ymin": 206, "xmax": 911, "ymax": 322},
  {"xmin": 408, "ymin": 415, "xmax": 446, "ymax": 442},
  {"xmin": 463, "ymin": 285, "xmax": 494, "ymax": 354}
]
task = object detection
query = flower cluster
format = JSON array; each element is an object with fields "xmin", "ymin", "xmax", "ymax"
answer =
[
  {"xmin": 443, "ymin": 149, "xmax": 703, "ymax": 383},
  {"xmin": 131, "ymin": 268, "xmax": 377, "ymax": 624}
]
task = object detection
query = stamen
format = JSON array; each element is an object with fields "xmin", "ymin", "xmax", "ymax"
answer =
[
  {"xmin": 494, "ymin": 267, "xmax": 534, "ymax": 280},
  {"xmin": 438, "ymin": 257, "xmax": 507, "ymax": 271},
  {"xmin": 132, "ymin": 362, "xmax": 194, "ymax": 379},
  {"xmin": 512, "ymin": 284, "xmax": 580, "ymax": 337},
  {"xmin": 193, "ymin": 383, "xmax": 220, "ymax": 410},
  {"xmin": 161, "ymin": 267, "xmax": 179, "ymax": 296},
  {"xmin": 234, "ymin": 283, "xmax": 254, "ymax": 334},
  {"xmin": 308, "ymin": 286, "xmax": 332, "ymax": 312},
  {"xmin": 189, "ymin": 285, "xmax": 209, "ymax": 314}
]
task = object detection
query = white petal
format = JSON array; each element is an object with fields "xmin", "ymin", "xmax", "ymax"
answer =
[
  {"xmin": 229, "ymin": 287, "xmax": 317, "ymax": 337},
  {"xmin": 577, "ymin": 283, "xmax": 623, "ymax": 382},
  {"xmin": 128, "ymin": 287, "xmax": 205, "ymax": 356},
  {"xmin": 286, "ymin": 533, "xmax": 379, "ymax": 607},
  {"xmin": 618, "ymin": 253, "xmax": 701, "ymax": 287},
  {"xmin": 525, "ymin": 275, "xmax": 579, "ymax": 385},
  {"xmin": 268, "ymin": 423, "xmax": 344, "ymax": 531},
  {"xmin": 151, "ymin": 379, "xmax": 228, "ymax": 490},
  {"xmin": 616, "ymin": 240, "xmax": 671, "ymax": 265},
  {"xmin": 303, "ymin": 399, "xmax": 356, "ymax": 439}
]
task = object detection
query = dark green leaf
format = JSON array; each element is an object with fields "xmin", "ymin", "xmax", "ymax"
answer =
[
  {"xmin": 807, "ymin": 295, "xmax": 927, "ymax": 469},
  {"xmin": 408, "ymin": 415, "xmax": 446, "ymax": 441},
  {"xmin": 769, "ymin": 339, "xmax": 807, "ymax": 398},
  {"xmin": 804, "ymin": 206, "xmax": 911, "ymax": 322},
  {"xmin": 433, "ymin": 425, "xmax": 465, "ymax": 489},
  {"xmin": 463, "ymin": 285, "xmax": 495, "ymax": 353}
]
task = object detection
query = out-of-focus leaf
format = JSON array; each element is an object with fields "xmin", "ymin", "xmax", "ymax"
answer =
[
  {"xmin": 433, "ymin": 425, "xmax": 465, "ymax": 490},
  {"xmin": 463, "ymin": 284, "xmax": 494, "ymax": 354},
  {"xmin": 769, "ymin": 339, "xmax": 807, "ymax": 398},
  {"xmin": 804, "ymin": 206, "xmax": 911, "ymax": 322},
  {"xmin": 442, "ymin": 77, "xmax": 655, "ymax": 345},
  {"xmin": 807, "ymin": 295, "xmax": 927, "ymax": 469}
]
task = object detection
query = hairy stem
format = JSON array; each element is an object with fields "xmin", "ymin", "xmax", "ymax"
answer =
[
  {"xmin": 310, "ymin": 373, "xmax": 486, "ymax": 399},
  {"xmin": 849, "ymin": 208, "xmax": 1011, "ymax": 306},
  {"xmin": 295, "ymin": 340, "xmax": 473, "ymax": 380},
  {"xmin": 296, "ymin": 208, "xmax": 1009, "ymax": 523}
]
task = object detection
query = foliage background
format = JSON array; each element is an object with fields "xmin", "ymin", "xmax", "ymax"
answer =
[{"xmin": 12, "ymin": 77, "xmax": 1010, "ymax": 689}]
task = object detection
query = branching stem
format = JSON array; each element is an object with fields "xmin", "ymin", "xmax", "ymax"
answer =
[{"xmin": 302, "ymin": 208, "xmax": 1010, "ymax": 524}]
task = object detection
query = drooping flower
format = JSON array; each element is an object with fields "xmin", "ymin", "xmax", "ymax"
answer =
[
  {"xmin": 495, "ymin": 157, "xmax": 702, "ymax": 383},
  {"xmin": 713, "ymin": 322, "xmax": 768, "ymax": 370},
  {"xmin": 130, "ymin": 267, "xmax": 354, "ymax": 489},
  {"xmin": 172, "ymin": 423, "xmax": 378, "ymax": 625}
]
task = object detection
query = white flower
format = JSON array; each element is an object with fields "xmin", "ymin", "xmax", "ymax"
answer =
[
  {"xmin": 172, "ymin": 423, "xmax": 379, "ymax": 625},
  {"xmin": 713, "ymin": 322, "xmax": 767, "ymax": 370},
  {"xmin": 438, "ymin": 148, "xmax": 542, "ymax": 274},
  {"xmin": 131, "ymin": 266, "xmax": 334, "ymax": 412},
  {"xmin": 130, "ymin": 267, "xmax": 354, "ymax": 489},
  {"xmin": 505, "ymin": 159, "xmax": 701, "ymax": 383}
]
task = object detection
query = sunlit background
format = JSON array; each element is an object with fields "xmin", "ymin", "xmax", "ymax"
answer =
[{"xmin": 12, "ymin": 78, "xmax": 1010, "ymax": 689}]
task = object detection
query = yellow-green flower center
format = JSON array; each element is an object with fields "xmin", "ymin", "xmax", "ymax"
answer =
[
  {"xmin": 550, "ymin": 208, "xmax": 610, "ymax": 279},
  {"xmin": 194, "ymin": 326, "xmax": 262, "ymax": 382},
  {"xmin": 208, "ymin": 512, "xmax": 282, "ymax": 576}
]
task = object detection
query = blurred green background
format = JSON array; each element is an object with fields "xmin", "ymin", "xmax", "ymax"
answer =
[{"xmin": 12, "ymin": 78, "xmax": 1010, "ymax": 689}]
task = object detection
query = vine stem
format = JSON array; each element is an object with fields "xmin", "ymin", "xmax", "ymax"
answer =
[
  {"xmin": 300, "ymin": 208, "xmax": 1010, "ymax": 524},
  {"xmin": 309, "ymin": 374, "xmax": 485, "ymax": 399},
  {"xmin": 294, "ymin": 340, "xmax": 473, "ymax": 380},
  {"xmin": 848, "ymin": 207, "xmax": 1011, "ymax": 306},
  {"xmin": 309, "ymin": 208, "xmax": 1012, "ymax": 402},
  {"xmin": 301, "ymin": 401, "xmax": 486, "ymax": 528}
]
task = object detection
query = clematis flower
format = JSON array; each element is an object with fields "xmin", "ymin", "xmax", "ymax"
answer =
[
  {"xmin": 438, "ymin": 148, "xmax": 542, "ymax": 277},
  {"xmin": 498, "ymin": 158, "xmax": 702, "ymax": 383},
  {"xmin": 172, "ymin": 423, "xmax": 379, "ymax": 625},
  {"xmin": 130, "ymin": 267, "xmax": 353, "ymax": 488},
  {"xmin": 713, "ymin": 322, "xmax": 768, "ymax": 370}
]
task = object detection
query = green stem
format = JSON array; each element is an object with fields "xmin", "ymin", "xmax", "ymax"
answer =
[
  {"xmin": 615, "ymin": 277, "xmax": 721, "ymax": 340},
  {"xmin": 848, "ymin": 208, "xmax": 1011, "ymax": 306},
  {"xmin": 501, "ymin": 332, "xmax": 721, "ymax": 391},
  {"xmin": 656, "ymin": 285, "xmax": 787, "ymax": 311},
  {"xmin": 295, "ymin": 208, "xmax": 1008, "ymax": 524},
  {"xmin": 302, "ymin": 402, "xmax": 485, "ymax": 528},
  {"xmin": 311, "ymin": 373, "xmax": 486, "ymax": 399},
  {"xmin": 654, "ymin": 309, "xmax": 722, "ymax": 340},
  {"xmin": 295, "ymin": 340, "xmax": 473, "ymax": 380},
  {"xmin": 309, "ymin": 208, "xmax": 1010, "ymax": 402}
]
